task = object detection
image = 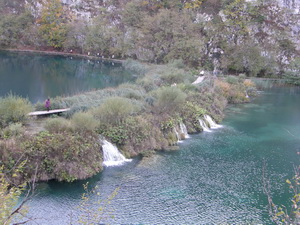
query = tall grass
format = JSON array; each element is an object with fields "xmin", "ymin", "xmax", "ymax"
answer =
[{"xmin": 53, "ymin": 85, "xmax": 147, "ymax": 117}]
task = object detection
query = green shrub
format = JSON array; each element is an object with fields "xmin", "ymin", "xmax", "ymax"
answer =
[
  {"xmin": 154, "ymin": 87, "xmax": 187, "ymax": 114},
  {"xmin": 226, "ymin": 75, "xmax": 239, "ymax": 84},
  {"xmin": 92, "ymin": 97, "xmax": 139, "ymax": 126},
  {"xmin": 122, "ymin": 59, "xmax": 148, "ymax": 76},
  {"xmin": 177, "ymin": 83, "xmax": 199, "ymax": 94},
  {"xmin": 44, "ymin": 118, "xmax": 73, "ymax": 133},
  {"xmin": 161, "ymin": 68, "xmax": 187, "ymax": 86},
  {"xmin": 1, "ymin": 123, "xmax": 24, "ymax": 138},
  {"xmin": 137, "ymin": 76, "xmax": 158, "ymax": 92},
  {"xmin": 100, "ymin": 125, "xmax": 128, "ymax": 146},
  {"xmin": 168, "ymin": 59, "xmax": 186, "ymax": 69},
  {"xmin": 22, "ymin": 131, "xmax": 102, "ymax": 182},
  {"xmin": 118, "ymin": 84, "xmax": 145, "ymax": 100},
  {"xmin": 71, "ymin": 112, "xmax": 98, "ymax": 132},
  {"xmin": 0, "ymin": 94, "xmax": 33, "ymax": 128}
]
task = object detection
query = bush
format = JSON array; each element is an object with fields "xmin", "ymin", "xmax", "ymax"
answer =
[
  {"xmin": 226, "ymin": 75, "xmax": 239, "ymax": 84},
  {"xmin": 137, "ymin": 76, "xmax": 158, "ymax": 92},
  {"xmin": 0, "ymin": 94, "xmax": 33, "ymax": 128},
  {"xmin": 21, "ymin": 131, "xmax": 103, "ymax": 182},
  {"xmin": 118, "ymin": 83, "xmax": 145, "ymax": 100},
  {"xmin": 44, "ymin": 118, "xmax": 73, "ymax": 133},
  {"xmin": 92, "ymin": 97, "xmax": 139, "ymax": 126},
  {"xmin": 122, "ymin": 59, "xmax": 148, "ymax": 76},
  {"xmin": 160, "ymin": 68, "xmax": 187, "ymax": 86},
  {"xmin": 1, "ymin": 123, "xmax": 24, "ymax": 139},
  {"xmin": 71, "ymin": 112, "xmax": 98, "ymax": 132},
  {"xmin": 153, "ymin": 87, "xmax": 187, "ymax": 114},
  {"xmin": 167, "ymin": 59, "xmax": 186, "ymax": 69}
]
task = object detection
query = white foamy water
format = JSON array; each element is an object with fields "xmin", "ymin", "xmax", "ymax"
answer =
[
  {"xmin": 102, "ymin": 140, "xmax": 132, "ymax": 166},
  {"xmin": 204, "ymin": 115, "xmax": 223, "ymax": 129}
]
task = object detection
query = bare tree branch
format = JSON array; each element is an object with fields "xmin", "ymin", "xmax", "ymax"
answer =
[{"xmin": 4, "ymin": 163, "xmax": 39, "ymax": 225}]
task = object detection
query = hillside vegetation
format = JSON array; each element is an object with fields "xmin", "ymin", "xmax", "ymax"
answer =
[{"xmin": 0, "ymin": 0, "xmax": 299, "ymax": 77}]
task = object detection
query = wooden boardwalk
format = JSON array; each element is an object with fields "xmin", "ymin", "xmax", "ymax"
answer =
[{"xmin": 28, "ymin": 108, "xmax": 70, "ymax": 116}]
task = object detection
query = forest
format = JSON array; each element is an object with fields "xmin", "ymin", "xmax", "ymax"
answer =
[{"xmin": 0, "ymin": 0, "xmax": 299, "ymax": 78}]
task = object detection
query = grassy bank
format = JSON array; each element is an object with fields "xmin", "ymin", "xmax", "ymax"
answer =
[{"xmin": 0, "ymin": 59, "xmax": 257, "ymax": 184}]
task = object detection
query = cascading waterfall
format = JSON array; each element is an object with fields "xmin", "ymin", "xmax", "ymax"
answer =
[
  {"xmin": 179, "ymin": 122, "xmax": 190, "ymax": 139},
  {"xmin": 173, "ymin": 127, "xmax": 182, "ymax": 142},
  {"xmin": 204, "ymin": 115, "xmax": 223, "ymax": 129},
  {"xmin": 199, "ymin": 118, "xmax": 212, "ymax": 132},
  {"xmin": 102, "ymin": 140, "xmax": 131, "ymax": 166}
]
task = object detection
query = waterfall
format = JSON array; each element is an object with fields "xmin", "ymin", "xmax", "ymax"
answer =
[
  {"xmin": 245, "ymin": 91, "xmax": 249, "ymax": 98},
  {"xmin": 204, "ymin": 115, "xmax": 223, "ymax": 129},
  {"xmin": 179, "ymin": 122, "xmax": 190, "ymax": 139},
  {"xmin": 173, "ymin": 127, "xmax": 182, "ymax": 142},
  {"xmin": 102, "ymin": 140, "xmax": 131, "ymax": 166},
  {"xmin": 199, "ymin": 119, "xmax": 212, "ymax": 132}
]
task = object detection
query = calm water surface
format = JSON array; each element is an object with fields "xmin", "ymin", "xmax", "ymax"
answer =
[
  {"xmin": 24, "ymin": 87, "xmax": 300, "ymax": 224},
  {"xmin": 0, "ymin": 51, "xmax": 134, "ymax": 103}
]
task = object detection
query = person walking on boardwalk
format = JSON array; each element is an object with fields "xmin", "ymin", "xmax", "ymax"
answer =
[{"xmin": 45, "ymin": 98, "xmax": 51, "ymax": 111}]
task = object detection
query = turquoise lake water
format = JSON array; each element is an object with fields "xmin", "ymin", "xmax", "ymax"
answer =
[
  {"xmin": 24, "ymin": 86, "xmax": 300, "ymax": 224},
  {"xmin": 0, "ymin": 51, "xmax": 134, "ymax": 103}
]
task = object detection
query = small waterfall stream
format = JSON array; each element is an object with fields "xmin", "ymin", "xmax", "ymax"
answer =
[
  {"xmin": 102, "ymin": 140, "xmax": 131, "ymax": 166},
  {"xmin": 204, "ymin": 115, "xmax": 223, "ymax": 129},
  {"xmin": 245, "ymin": 91, "xmax": 249, "ymax": 98},
  {"xmin": 179, "ymin": 122, "xmax": 190, "ymax": 139},
  {"xmin": 199, "ymin": 118, "xmax": 212, "ymax": 132},
  {"xmin": 173, "ymin": 128, "xmax": 182, "ymax": 142}
]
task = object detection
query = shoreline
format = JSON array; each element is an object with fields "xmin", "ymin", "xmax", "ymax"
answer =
[{"xmin": 2, "ymin": 48, "xmax": 124, "ymax": 63}]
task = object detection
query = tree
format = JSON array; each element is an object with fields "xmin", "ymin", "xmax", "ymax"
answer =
[
  {"xmin": 184, "ymin": 0, "xmax": 204, "ymax": 9},
  {"xmin": 78, "ymin": 182, "xmax": 119, "ymax": 224},
  {"xmin": 139, "ymin": 9, "xmax": 204, "ymax": 65},
  {"xmin": 220, "ymin": 40, "xmax": 276, "ymax": 76},
  {"xmin": 64, "ymin": 19, "xmax": 88, "ymax": 53},
  {"xmin": 38, "ymin": 0, "xmax": 67, "ymax": 49},
  {"xmin": 222, "ymin": 0, "xmax": 251, "ymax": 44},
  {"xmin": 85, "ymin": 15, "xmax": 114, "ymax": 56},
  {"xmin": 263, "ymin": 165, "xmax": 300, "ymax": 224},
  {"xmin": 0, "ymin": 162, "xmax": 37, "ymax": 225},
  {"xmin": 0, "ymin": 11, "xmax": 33, "ymax": 47}
]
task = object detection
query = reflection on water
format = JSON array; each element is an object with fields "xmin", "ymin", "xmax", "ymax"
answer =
[{"xmin": 0, "ymin": 51, "xmax": 134, "ymax": 103}]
